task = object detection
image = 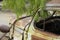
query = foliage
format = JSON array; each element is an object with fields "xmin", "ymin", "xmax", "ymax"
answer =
[{"xmin": 2, "ymin": 0, "xmax": 50, "ymax": 21}]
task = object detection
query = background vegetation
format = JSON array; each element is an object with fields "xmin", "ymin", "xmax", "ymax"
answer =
[{"xmin": 2, "ymin": 0, "xmax": 50, "ymax": 21}]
